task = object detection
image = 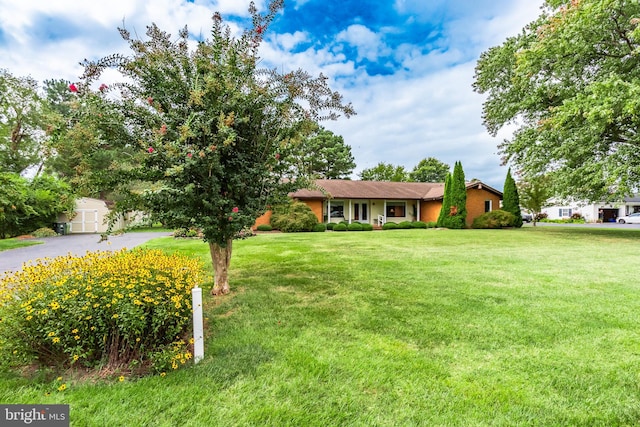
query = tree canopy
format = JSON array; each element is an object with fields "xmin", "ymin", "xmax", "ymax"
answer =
[
  {"xmin": 474, "ymin": 0, "xmax": 640, "ymax": 202},
  {"xmin": 359, "ymin": 162, "xmax": 408, "ymax": 182},
  {"xmin": 280, "ymin": 125, "xmax": 355, "ymax": 179},
  {"xmin": 0, "ymin": 70, "xmax": 54, "ymax": 174},
  {"xmin": 409, "ymin": 157, "xmax": 450, "ymax": 183},
  {"xmin": 77, "ymin": 0, "xmax": 354, "ymax": 294}
]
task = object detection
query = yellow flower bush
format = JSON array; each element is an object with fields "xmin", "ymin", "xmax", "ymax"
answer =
[{"xmin": 0, "ymin": 249, "xmax": 203, "ymax": 372}]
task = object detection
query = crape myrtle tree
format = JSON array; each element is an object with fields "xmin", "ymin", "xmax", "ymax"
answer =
[
  {"xmin": 474, "ymin": 0, "xmax": 640, "ymax": 202},
  {"xmin": 77, "ymin": 0, "xmax": 354, "ymax": 295},
  {"xmin": 502, "ymin": 168, "xmax": 523, "ymax": 228}
]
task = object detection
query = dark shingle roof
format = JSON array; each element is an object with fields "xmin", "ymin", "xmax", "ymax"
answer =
[{"xmin": 290, "ymin": 179, "xmax": 502, "ymax": 201}]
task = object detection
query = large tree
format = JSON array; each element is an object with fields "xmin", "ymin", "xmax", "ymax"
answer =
[
  {"xmin": 0, "ymin": 70, "xmax": 54, "ymax": 174},
  {"xmin": 359, "ymin": 162, "xmax": 408, "ymax": 181},
  {"xmin": 502, "ymin": 168, "xmax": 523, "ymax": 228},
  {"xmin": 78, "ymin": 0, "xmax": 354, "ymax": 295},
  {"xmin": 409, "ymin": 157, "xmax": 450, "ymax": 183},
  {"xmin": 281, "ymin": 125, "xmax": 355, "ymax": 179},
  {"xmin": 474, "ymin": 0, "xmax": 640, "ymax": 202}
]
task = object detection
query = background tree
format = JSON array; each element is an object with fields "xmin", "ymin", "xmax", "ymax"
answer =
[
  {"xmin": 409, "ymin": 157, "xmax": 450, "ymax": 182},
  {"xmin": 359, "ymin": 162, "xmax": 408, "ymax": 181},
  {"xmin": 0, "ymin": 173, "xmax": 74, "ymax": 238},
  {"xmin": 474, "ymin": 0, "xmax": 640, "ymax": 202},
  {"xmin": 502, "ymin": 168, "xmax": 523, "ymax": 228},
  {"xmin": 280, "ymin": 125, "xmax": 355, "ymax": 179},
  {"xmin": 518, "ymin": 174, "xmax": 553, "ymax": 227},
  {"xmin": 79, "ymin": 0, "xmax": 354, "ymax": 295},
  {"xmin": 44, "ymin": 85, "xmax": 134, "ymax": 198},
  {"xmin": 0, "ymin": 173, "xmax": 34, "ymax": 238},
  {"xmin": 0, "ymin": 70, "xmax": 54, "ymax": 174}
]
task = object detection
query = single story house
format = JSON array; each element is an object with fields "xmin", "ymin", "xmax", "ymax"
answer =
[
  {"xmin": 255, "ymin": 179, "xmax": 503, "ymax": 228},
  {"xmin": 540, "ymin": 195, "xmax": 640, "ymax": 222}
]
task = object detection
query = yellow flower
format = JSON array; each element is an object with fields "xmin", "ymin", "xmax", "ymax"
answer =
[
  {"xmin": 160, "ymin": 372, "xmax": 166, "ymax": 377},
  {"xmin": 58, "ymin": 384, "xmax": 67, "ymax": 392},
  {"xmin": 112, "ymin": 314, "xmax": 119, "ymax": 319},
  {"xmin": 118, "ymin": 376, "xmax": 125, "ymax": 382},
  {"xmin": 72, "ymin": 355, "xmax": 79, "ymax": 362},
  {"xmin": 71, "ymin": 329, "xmax": 78, "ymax": 334},
  {"xmin": 74, "ymin": 335, "xmax": 80, "ymax": 340},
  {"xmin": 50, "ymin": 301, "xmax": 60, "ymax": 310},
  {"xmin": 25, "ymin": 315, "xmax": 32, "ymax": 321},
  {"xmin": 57, "ymin": 376, "xmax": 62, "ymax": 381},
  {"xmin": 52, "ymin": 337, "xmax": 60, "ymax": 343},
  {"xmin": 48, "ymin": 331, "xmax": 56, "ymax": 337}
]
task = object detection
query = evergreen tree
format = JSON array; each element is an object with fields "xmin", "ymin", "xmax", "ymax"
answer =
[
  {"xmin": 436, "ymin": 173, "xmax": 452, "ymax": 227},
  {"xmin": 502, "ymin": 168, "xmax": 523, "ymax": 228},
  {"xmin": 446, "ymin": 161, "xmax": 467, "ymax": 229}
]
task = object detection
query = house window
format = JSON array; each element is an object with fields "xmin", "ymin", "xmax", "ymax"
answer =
[
  {"xmin": 484, "ymin": 200, "xmax": 492, "ymax": 213},
  {"xmin": 559, "ymin": 208, "xmax": 572, "ymax": 217},
  {"xmin": 386, "ymin": 202, "xmax": 405, "ymax": 218},
  {"xmin": 328, "ymin": 201, "xmax": 344, "ymax": 218}
]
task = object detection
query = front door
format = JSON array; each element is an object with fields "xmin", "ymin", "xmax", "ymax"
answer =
[{"xmin": 353, "ymin": 202, "xmax": 368, "ymax": 223}]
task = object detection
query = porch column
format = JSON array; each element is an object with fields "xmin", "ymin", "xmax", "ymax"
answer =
[{"xmin": 348, "ymin": 200, "xmax": 352, "ymax": 224}]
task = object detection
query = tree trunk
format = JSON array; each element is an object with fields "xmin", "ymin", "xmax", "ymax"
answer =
[{"xmin": 210, "ymin": 239, "xmax": 232, "ymax": 295}]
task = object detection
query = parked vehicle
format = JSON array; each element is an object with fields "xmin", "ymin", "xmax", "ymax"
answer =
[
  {"xmin": 617, "ymin": 213, "xmax": 640, "ymax": 224},
  {"xmin": 522, "ymin": 213, "xmax": 533, "ymax": 223}
]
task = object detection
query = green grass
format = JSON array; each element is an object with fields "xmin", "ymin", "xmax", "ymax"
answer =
[
  {"xmin": 0, "ymin": 238, "xmax": 42, "ymax": 252},
  {"xmin": 2, "ymin": 227, "xmax": 640, "ymax": 425}
]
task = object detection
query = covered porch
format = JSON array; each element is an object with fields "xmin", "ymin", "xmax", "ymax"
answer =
[{"xmin": 323, "ymin": 198, "xmax": 420, "ymax": 226}]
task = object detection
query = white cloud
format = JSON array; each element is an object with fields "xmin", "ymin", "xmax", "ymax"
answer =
[
  {"xmin": 335, "ymin": 24, "xmax": 389, "ymax": 62},
  {"xmin": 272, "ymin": 31, "xmax": 308, "ymax": 51}
]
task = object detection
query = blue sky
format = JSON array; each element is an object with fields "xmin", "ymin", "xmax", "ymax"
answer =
[{"xmin": 0, "ymin": 0, "xmax": 545, "ymax": 189}]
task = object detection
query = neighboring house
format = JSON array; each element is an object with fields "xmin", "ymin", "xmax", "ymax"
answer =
[
  {"xmin": 540, "ymin": 195, "xmax": 640, "ymax": 222},
  {"xmin": 260, "ymin": 179, "xmax": 502, "ymax": 228},
  {"xmin": 57, "ymin": 197, "xmax": 145, "ymax": 234}
]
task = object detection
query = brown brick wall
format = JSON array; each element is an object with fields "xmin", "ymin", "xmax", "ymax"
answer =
[
  {"xmin": 420, "ymin": 201, "xmax": 442, "ymax": 223},
  {"xmin": 465, "ymin": 188, "xmax": 501, "ymax": 227}
]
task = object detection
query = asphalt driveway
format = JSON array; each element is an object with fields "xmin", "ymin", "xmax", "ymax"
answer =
[{"xmin": 0, "ymin": 232, "xmax": 173, "ymax": 275}]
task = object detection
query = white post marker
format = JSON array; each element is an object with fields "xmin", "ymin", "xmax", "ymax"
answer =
[{"xmin": 192, "ymin": 286, "xmax": 204, "ymax": 363}]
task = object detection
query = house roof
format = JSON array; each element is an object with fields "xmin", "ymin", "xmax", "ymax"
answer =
[{"xmin": 290, "ymin": 179, "xmax": 502, "ymax": 201}]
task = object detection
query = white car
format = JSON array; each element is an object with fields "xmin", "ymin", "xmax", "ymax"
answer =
[{"xmin": 617, "ymin": 213, "xmax": 640, "ymax": 224}]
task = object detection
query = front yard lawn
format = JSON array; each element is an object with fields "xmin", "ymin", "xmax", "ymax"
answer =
[{"xmin": 0, "ymin": 238, "xmax": 42, "ymax": 252}]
